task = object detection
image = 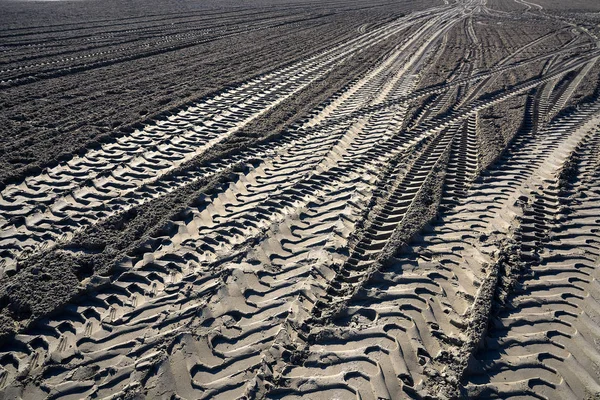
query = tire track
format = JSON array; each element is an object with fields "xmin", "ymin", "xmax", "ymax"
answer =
[
  {"xmin": 465, "ymin": 129, "xmax": 600, "ymax": 399},
  {"xmin": 548, "ymin": 57, "xmax": 599, "ymax": 118},
  {"xmin": 0, "ymin": 13, "xmax": 433, "ymax": 277},
  {"xmin": 441, "ymin": 114, "xmax": 480, "ymax": 208},
  {"xmin": 0, "ymin": 9, "xmax": 286, "ymax": 64},
  {"xmin": 2, "ymin": 2, "xmax": 600, "ymax": 399},
  {"xmin": 0, "ymin": 16, "xmax": 451, "ymax": 395},
  {"xmin": 267, "ymin": 99, "xmax": 600, "ymax": 399}
]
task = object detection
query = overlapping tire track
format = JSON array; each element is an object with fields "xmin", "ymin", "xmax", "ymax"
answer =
[
  {"xmin": 466, "ymin": 127, "xmax": 600, "ymax": 399},
  {"xmin": 0, "ymin": 8, "xmax": 459, "ymax": 396},
  {"xmin": 0, "ymin": 10, "xmax": 440, "ymax": 277},
  {"xmin": 3, "ymin": 1, "xmax": 600, "ymax": 399},
  {"xmin": 268, "ymin": 98, "xmax": 600, "ymax": 400}
]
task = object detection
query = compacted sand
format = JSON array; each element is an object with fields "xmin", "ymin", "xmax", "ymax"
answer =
[{"xmin": 1, "ymin": 0, "xmax": 600, "ymax": 398}]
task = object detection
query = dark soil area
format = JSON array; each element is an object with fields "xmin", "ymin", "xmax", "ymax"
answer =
[{"xmin": 0, "ymin": 0, "xmax": 439, "ymax": 189}]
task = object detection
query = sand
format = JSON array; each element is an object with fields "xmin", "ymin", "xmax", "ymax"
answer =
[{"xmin": 1, "ymin": 0, "xmax": 600, "ymax": 398}]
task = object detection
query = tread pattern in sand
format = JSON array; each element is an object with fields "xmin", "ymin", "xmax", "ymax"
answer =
[{"xmin": 2, "ymin": 0, "xmax": 600, "ymax": 399}]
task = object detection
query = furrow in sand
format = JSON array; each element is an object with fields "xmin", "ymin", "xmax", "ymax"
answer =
[{"xmin": 0, "ymin": 12, "xmax": 305, "ymax": 80}]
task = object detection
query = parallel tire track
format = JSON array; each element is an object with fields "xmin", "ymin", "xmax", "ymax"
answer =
[
  {"xmin": 2, "ymin": 1, "xmax": 600, "ymax": 399},
  {"xmin": 466, "ymin": 129, "xmax": 600, "ymax": 400}
]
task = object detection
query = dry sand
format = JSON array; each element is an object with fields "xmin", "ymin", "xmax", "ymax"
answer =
[{"xmin": 1, "ymin": 0, "xmax": 600, "ymax": 398}]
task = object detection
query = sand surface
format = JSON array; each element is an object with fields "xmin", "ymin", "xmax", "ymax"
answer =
[{"xmin": 1, "ymin": 0, "xmax": 600, "ymax": 398}]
